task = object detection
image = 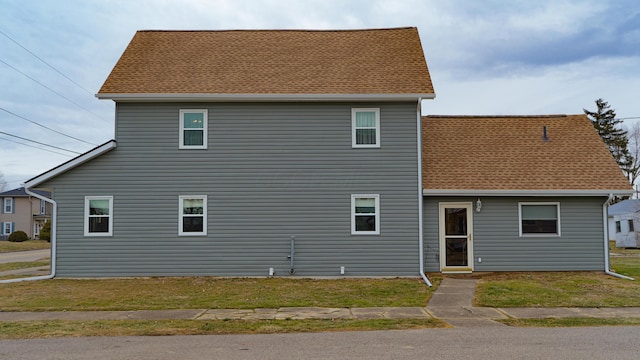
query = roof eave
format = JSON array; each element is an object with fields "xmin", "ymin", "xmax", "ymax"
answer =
[
  {"xmin": 95, "ymin": 93, "xmax": 436, "ymax": 102},
  {"xmin": 422, "ymin": 189, "xmax": 634, "ymax": 197},
  {"xmin": 23, "ymin": 140, "xmax": 117, "ymax": 189}
]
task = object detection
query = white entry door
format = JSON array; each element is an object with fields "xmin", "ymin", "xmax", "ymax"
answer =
[{"xmin": 438, "ymin": 202, "xmax": 474, "ymax": 273}]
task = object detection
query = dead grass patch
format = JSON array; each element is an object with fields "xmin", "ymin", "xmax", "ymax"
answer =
[{"xmin": 0, "ymin": 277, "xmax": 440, "ymax": 312}]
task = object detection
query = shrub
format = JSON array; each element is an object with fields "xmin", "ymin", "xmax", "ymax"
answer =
[
  {"xmin": 8, "ymin": 230, "xmax": 29, "ymax": 242},
  {"xmin": 40, "ymin": 220, "xmax": 51, "ymax": 242}
]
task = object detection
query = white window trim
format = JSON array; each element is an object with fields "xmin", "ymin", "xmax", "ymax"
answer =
[
  {"xmin": 3, "ymin": 197, "xmax": 13, "ymax": 213},
  {"xmin": 179, "ymin": 195, "xmax": 207, "ymax": 236},
  {"xmin": 179, "ymin": 109, "xmax": 208, "ymax": 149},
  {"xmin": 518, "ymin": 202, "xmax": 561, "ymax": 237},
  {"xmin": 2, "ymin": 222, "xmax": 13, "ymax": 235},
  {"xmin": 351, "ymin": 194, "xmax": 380, "ymax": 235},
  {"xmin": 351, "ymin": 108, "xmax": 380, "ymax": 148},
  {"xmin": 84, "ymin": 196, "xmax": 114, "ymax": 237}
]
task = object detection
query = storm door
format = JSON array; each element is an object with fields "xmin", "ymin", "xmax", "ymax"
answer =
[{"xmin": 438, "ymin": 203, "xmax": 474, "ymax": 273}]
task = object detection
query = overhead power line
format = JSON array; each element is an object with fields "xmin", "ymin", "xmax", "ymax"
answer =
[
  {"xmin": 0, "ymin": 107, "xmax": 97, "ymax": 146},
  {"xmin": 0, "ymin": 58, "xmax": 109, "ymax": 124},
  {"xmin": 0, "ymin": 131, "xmax": 81, "ymax": 154},
  {"xmin": 0, "ymin": 136, "xmax": 74, "ymax": 157},
  {"xmin": 0, "ymin": 29, "xmax": 112, "ymax": 110},
  {"xmin": 0, "ymin": 29, "xmax": 96, "ymax": 98}
]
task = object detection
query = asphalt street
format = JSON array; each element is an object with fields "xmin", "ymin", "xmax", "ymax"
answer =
[
  {"xmin": 0, "ymin": 249, "xmax": 50, "ymax": 264},
  {"xmin": 1, "ymin": 326, "xmax": 639, "ymax": 360}
]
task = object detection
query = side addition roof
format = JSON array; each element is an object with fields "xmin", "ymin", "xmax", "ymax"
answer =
[
  {"xmin": 422, "ymin": 114, "xmax": 633, "ymax": 196},
  {"xmin": 97, "ymin": 27, "xmax": 434, "ymax": 101},
  {"xmin": 0, "ymin": 187, "xmax": 50, "ymax": 198},
  {"xmin": 23, "ymin": 141, "xmax": 117, "ymax": 189}
]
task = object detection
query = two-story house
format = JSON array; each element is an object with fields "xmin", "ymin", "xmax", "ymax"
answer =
[
  {"xmin": 22, "ymin": 27, "xmax": 632, "ymax": 279},
  {"xmin": 0, "ymin": 187, "xmax": 51, "ymax": 240}
]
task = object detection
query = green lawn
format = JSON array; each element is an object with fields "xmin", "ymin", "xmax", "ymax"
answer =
[
  {"xmin": 0, "ymin": 261, "xmax": 50, "ymax": 273},
  {"xmin": 475, "ymin": 254, "xmax": 640, "ymax": 308},
  {"xmin": 0, "ymin": 240, "xmax": 50, "ymax": 253}
]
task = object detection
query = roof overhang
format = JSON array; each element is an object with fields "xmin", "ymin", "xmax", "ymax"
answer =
[
  {"xmin": 23, "ymin": 140, "xmax": 117, "ymax": 189},
  {"xmin": 96, "ymin": 93, "xmax": 436, "ymax": 102},
  {"xmin": 423, "ymin": 189, "xmax": 634, "ymax": 197}
]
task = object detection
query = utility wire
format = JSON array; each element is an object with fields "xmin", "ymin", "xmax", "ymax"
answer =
[
  {"xmin": 0, "ymin": 136, "xmax": 74, "ymax": 157},
  {"xmin": 0, "ymin": 107, "xmax": 97, "ymax": 146},
  {"xmin": 0, "ymin": 29, "xmax": 112, "ymax": 110},
  {"xmin": 0, "ymin": 131, "xmax": 81, "ymax": 154},
  {"xmin": 0, "ymin": 58, "xmax": 109, "ymax": 124},
  {"xmin": 0, "ymin": 30, "xmax": 96, "ymax": 98}
]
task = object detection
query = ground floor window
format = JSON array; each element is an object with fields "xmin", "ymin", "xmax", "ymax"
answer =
[
  {"xmin": 351, "ymin": 194, "xmax": 379, "ymax": 235},
  {"xmin": 84, "ymin": 196, "xmax": 113, "ymax": 236},
  {"xmin": 179, "ymin": 195, "xmax": 207, "ymax": 236},
  {"xmin": 2, "ymin": 222, "xmax": 13, "ymax": 235},
  {"xmin": 519, "ymin": 202, "xmax": 560, "ymax": 236}
]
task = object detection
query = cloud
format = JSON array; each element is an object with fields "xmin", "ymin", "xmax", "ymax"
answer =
[{"xmin": 1, "ymin": 0, "xmax": 640, "ymax": 184}]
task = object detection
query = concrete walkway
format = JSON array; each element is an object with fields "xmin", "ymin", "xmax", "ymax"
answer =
[{"xmin": 0, "ymin": 277, "xmax": 639, "ymax": 326}]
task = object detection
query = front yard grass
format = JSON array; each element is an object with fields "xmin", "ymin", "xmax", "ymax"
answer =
[
  {"xmin": 0, "ymin": 260, "xmax": 50, "ymax": 273},
  {"xmin": 0, "ymin": 277, "xmax": 439, "ymax": 312},
  {"xmin": 0, "ymin": 240, "xmax": 50, "ymax": 253},
  {"xmin": 0, "ymin": 318, "xmax": 444, "ymax": 339},
  {"xmin": 475, "ymin": 251, "xmax": 640, "ymax": 308}
]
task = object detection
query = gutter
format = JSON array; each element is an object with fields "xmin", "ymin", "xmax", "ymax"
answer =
[
  {"xmin": 0, "ymin": 188, "xmax": 57, "ymax": 283},
  {"xmin": 96, "ymin": 93, "xmax": 437, "ymax": 102},
  {"xmin": 603, "ymin": 194, "xmax": 634, "ymax": 280},
  {"xmin": 417, "ymin": 99, "xmax": 432, "ymax": 287}
]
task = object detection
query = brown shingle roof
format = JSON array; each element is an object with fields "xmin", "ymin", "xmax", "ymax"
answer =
[
  {"xmin": 98, "ymin": 28, "xmax": 434, "ymax": 96},
  {"xmin": 422, "ymin": 114, "xmax": 632, "ymax": 193}
]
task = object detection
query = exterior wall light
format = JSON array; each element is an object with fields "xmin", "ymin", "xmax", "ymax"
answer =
[{"xmin": 476, "ymin": 198, "xmax": 482, "ymax": 213}]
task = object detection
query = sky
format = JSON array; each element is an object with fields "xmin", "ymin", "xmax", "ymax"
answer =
[{"xmin": 1, "ymin": 0, "xmax": 639, "ymax": 189}]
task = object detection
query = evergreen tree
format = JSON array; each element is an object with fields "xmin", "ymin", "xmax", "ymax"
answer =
[{"xmin": 584, "ymin": 98, "xmax": 634, "ymax": 182}]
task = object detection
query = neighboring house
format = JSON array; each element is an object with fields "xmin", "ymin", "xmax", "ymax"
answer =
[
  {"xmin": 21, "ymin": 28, "xmax": 632, "ymax": 278},
  {"xmin": 0, "ymin": 187, "xmax": 51, "ymax": 241},
  {"xmin": 608, "ymin": 199, "xmax": 640, "ymax": 248},
  {"xmin": 422, "ymin": 115, "xmax": 632, "ymax": 272}
]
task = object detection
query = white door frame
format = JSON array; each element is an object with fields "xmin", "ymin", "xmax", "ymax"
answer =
[{"xmin": 438, "ymin": 202, "xmax": 474, "ymax": 273}]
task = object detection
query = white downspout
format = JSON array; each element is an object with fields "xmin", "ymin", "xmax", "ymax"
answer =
[
  {"xmin": 417, "ymin": 99, "xmax": 432, "ymax": 287},
  {"xmin": 0, "ymin": 187, "xmax": 56, "ymax": 283},
  {"xmin": 603, "ymin": 194, "xmax": 634, "ymax": 280}
]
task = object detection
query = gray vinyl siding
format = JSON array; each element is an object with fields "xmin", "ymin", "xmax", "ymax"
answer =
[
  {"xmin": 43, "ymin": 102, "xmax": 420, "ymax": 277},
  {"xmin": 423, "ymin": 196, "xmax": 607, "ymax": 272}
]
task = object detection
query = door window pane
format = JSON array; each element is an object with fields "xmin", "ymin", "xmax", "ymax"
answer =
[{"xmin": 445, "ymin": 208, "xmax": 467, "ymax": 235}]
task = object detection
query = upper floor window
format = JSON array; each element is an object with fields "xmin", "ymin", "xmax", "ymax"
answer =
[
  {"xmin": 352, "ymin": 108, "xmax": 380, "ymax": 148},
  {"xmin": 180, "ymin": 109, "xmax": 208, "ymax": 149},
  {"xmin": 3, "ymin": 198, "xmax": 13, "ymax": 213},
  {"xmin": 519, "ymin": 202, "xmax": 560, "ymax": 236},
  {"xmin": 84, "ymin": 196, "xmax": 113, "ymax": 236},
  {"xmin": 179, "ymin": 195, "xmax": 207, "ymax": 236},
  {"xmin": 351, "ymin": 194, "xmax": 380, "ymax": 235},
  {"xmin": 40, "ymin": 199, "xmax": 46, "ymax": 214}
]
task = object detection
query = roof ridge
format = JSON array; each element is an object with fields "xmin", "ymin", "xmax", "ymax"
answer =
[
  {"xmin": 424, "ymin": 114, "xmax": 570, "ymax": 119},
  {"xmin": 137, "ymin": 27, "xmax": 417, "ymax": 33}
]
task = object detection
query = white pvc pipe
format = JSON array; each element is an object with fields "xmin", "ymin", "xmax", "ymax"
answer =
[
  {"xmin": 417, "ymin": 99, "xmax": 432, "ymax": 287},
  {"xmin": 603, "ymin": 194, "xmax": 634, "ymax": 281},
  {"xmin": 0, "ymin": 187, "xmax": 57, "ymax": 283}
]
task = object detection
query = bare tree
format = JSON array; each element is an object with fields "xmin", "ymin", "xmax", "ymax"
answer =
[
  {"xmin": 0, "ymin": 171, "xmax": 7, "ymax": 192},
  {"xmin": 626, "ymin": 122, "xmax": 640, "ymax": 197}
]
